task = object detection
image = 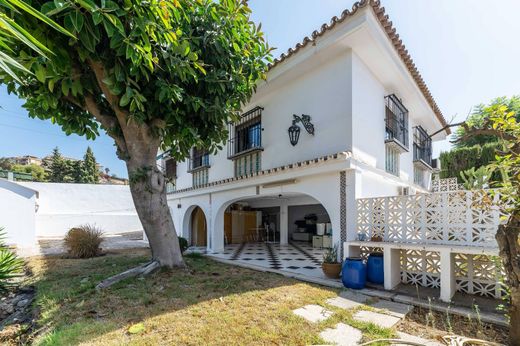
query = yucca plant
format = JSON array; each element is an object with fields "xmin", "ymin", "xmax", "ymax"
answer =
[{"xmin": 0, "ymin": 227, "xmax": 24, "ymax": 292}]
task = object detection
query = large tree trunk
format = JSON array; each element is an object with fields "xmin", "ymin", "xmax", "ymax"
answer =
[
  {"xmin": 495, "ymin": 219, "xmax": 520, "ymax": 345},
  {"xmin": 126, "ymin": 146, "xmax": 185, "ymax": 269}
]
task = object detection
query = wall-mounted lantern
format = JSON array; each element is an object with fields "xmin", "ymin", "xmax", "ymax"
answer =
[
  {"xmin": 288, "ymin": 114, "xmax": 314, "ymax": 146},
  {"xmin": 288, "ymin": 122, "xmax": 301, "ymax": 146}
]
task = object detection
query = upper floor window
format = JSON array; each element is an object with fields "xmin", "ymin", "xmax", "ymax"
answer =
[
  {"xmin": 385, "ymin": 94, "xmax": 409, "ymax": 151},
  {"xmin": 228, "ymin": 106, "xmax": 263, "ymax": 159},
  {"xmin": 413, "ymin": 126, "xmax": 432, "ymax": 167},
  {"xmin": 188, "ymin": 148, "xmax": 210, "ymax": 172},
  {"xmin": 164, "ymin": 158, "xmax": 177, "ymax": 193}
]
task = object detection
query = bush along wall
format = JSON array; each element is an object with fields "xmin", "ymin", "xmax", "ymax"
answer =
[{"xmin": 439, "ymin": 142, "xmax": 501, "ymax": 183}]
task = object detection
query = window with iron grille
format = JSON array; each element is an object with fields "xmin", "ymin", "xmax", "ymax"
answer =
[
  {"xmin": 385, "ymin": 94, "xmax": 409, "ymax": 149},
  {"xmin": 385, "ymin": 145, "xmax": 400, "ymax": 176},
  {"xmin": 228, "ymin": 107, "xmax": 263, "ymax": 159},
  {"xmin": 165, "ymin": 158, "xmax": 177, "ymax": 179},
  {"xmin": 164, "ymin": 158, "xmax": 177, "ymax": 193},
  {"xmin": 413, "ymin": 126, "xmax": 432, "ymax": 167},
  {"xmin": 188, "ymin": 148, "xmax": 210, "ymax": 172}
]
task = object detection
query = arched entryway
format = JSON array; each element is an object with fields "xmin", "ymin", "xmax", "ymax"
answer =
[{"xmin": 190, "ymin": 206, "xmax": 207, "ymax": 247}]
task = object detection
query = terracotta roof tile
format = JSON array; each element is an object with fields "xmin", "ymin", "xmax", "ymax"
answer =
[{"xmin": 268, "ymin": 0, "xmax": 450, "ymax": 135}]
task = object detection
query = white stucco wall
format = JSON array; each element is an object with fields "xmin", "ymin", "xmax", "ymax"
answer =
[
  {"xmin": 174, "ymin": 50, "xmax": 353, "ymax": 190},
  {"xmin": 0, "ymin": 179, "xmax": 37, "ymax": 248},
  {"xmin": 18, "ymin": 182, "xmax": 143, "ymax": 238}
]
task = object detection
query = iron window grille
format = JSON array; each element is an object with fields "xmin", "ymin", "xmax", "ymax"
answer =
[
  {"xmin": 385, "ymin": 94, "xmax": 409, "ymax": 151},
  {"xmin": 413, "ymin": 126, "xmax": 432, "ymax": 168},
  {"xmin": 188, "ymin": 148, "xmax": 210, "ymax": 172},
  {"xmin": 165, "ymin": 158, "xmax": 177, "ymax": 180},
  {"xmin": 227, "ymin": 106, "xmax": 263, "ymax": 159}
]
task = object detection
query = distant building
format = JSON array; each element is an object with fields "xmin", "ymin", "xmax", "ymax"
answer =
[{"xmin": 7, "ymin": 155, "xmax": 42, "ymax": 166}]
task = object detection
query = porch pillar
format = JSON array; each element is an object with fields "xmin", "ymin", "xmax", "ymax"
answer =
[
  {"xmin": 439, "ymin": 249, "xmax": 456, "ymax": 302},
  {"xmin": 210, "ymin": 206, "xmax": 225, "ymax": 253},
  {"xmin": 383, "ymin": 246, "xmax": 401, "ymax": 290},
  {"xmin": 279, "ymin": 200, "xmax": 288, "ymax": 245}
]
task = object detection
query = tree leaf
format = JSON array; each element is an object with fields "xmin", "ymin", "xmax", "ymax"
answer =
[{"xmin": 70, "ymin": 11, "xmax": 84, "ymax": 33}]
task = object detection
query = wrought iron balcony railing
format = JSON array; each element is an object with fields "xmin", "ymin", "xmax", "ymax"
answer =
[
  {"xmin": 227, "ymin": 106, "xmax": 263, "ymax": 159},
  {"xmin": 385, "ymin": 94, "xmax": 409, "ymax": 152},
  {"xmin": 187, "ymin": 151, "xmax": 210, "ymax": 172},
  {"xmin": 413, "ymin": 126, "xmax": 432, "ymax": 168}
]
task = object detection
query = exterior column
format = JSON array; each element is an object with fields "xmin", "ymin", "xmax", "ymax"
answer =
[
  {"xmin": 384, "ymin": 247, "xmax": 401, "ymax": 290},
  {"xmin": 210, "ymin": 204, "xmax": 225, "ymax": 253},
  {"xmin": 440, "ymin": 249, "xmax": 456, "ymax": 302},
  {"xmin": 279, "ymin": 200, "xmax": 288, "ymax": 245},
  {"xmin": 346, "ymin": 169, "xmax": 362, "ymax": 242}
]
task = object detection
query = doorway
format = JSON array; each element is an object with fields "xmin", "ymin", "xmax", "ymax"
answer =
[{"xmin": 190, "ymin": 206, "xmax": 207, "ymax": 247}]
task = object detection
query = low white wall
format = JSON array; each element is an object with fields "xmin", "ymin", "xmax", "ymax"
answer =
[
  {"xmin": 0, "ymin": 179, "xmax": 37, "ymax": 247},
  {"xmin": 18, "ymin": 182, "xmax": 143, "ymax": 238}
]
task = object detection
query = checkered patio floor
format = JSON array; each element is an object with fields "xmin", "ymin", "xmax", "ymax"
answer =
[{"xmin": 208, "ymin": 242, "xmax": 339, "ymax": 281}]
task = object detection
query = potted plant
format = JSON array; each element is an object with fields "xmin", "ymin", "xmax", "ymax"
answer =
[{"xmin": 322, "ymin": 244, "xmax": 341, "ymax": 279}]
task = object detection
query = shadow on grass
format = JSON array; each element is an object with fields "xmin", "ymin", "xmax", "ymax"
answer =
[{"xmin": 27, "ymin": 248, "xmax": 341, "ymax": 345}]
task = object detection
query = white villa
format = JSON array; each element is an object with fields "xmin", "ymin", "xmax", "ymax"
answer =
[
  {"xmin": 163, "ymin": 1, "xmax": 447, "ymax": 252},
  {"xmin": 160, "ymin": 1, "xmax": 504, "ymax": 303}
]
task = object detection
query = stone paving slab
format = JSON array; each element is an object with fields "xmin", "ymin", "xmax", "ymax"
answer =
[
  {"xmin": 339, "ymin": 290, "xmax": 369, "ymax": 303},
  {"xmin": 326, "ymin": 296, "xmax": 363, "ymax": 310},
  {"xmin": 353, "ymin": 310, "xmax": 401, "ymax": 329},
  {"xmin": 293, "ymin": 304, "xmax": 333, "ymax": 323},
  {"xmin": 396, "ymin": 331, "xmax": 444, "ymax": 346},
  {"xmin": 370, "ymin": 300, "xmax": 413, "ymax": 318},
  {"xmin": 319, "ymin": 323, "xmax": 362, "ymax": 346}
]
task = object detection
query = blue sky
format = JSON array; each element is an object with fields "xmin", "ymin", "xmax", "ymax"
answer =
[{"xmin": 1, "ymin": 0, "xmax": 518, "ymax": 178}]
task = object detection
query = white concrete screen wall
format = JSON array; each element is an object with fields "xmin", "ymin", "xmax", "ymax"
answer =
[{"xmin": 17, "ymin": 182, "xmax": 143, "ymax": 238}]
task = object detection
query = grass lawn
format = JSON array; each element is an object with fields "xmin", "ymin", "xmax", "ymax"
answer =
[{"xmin": 25, "ymin": 249, "xmax": 395, "ymax": 345}]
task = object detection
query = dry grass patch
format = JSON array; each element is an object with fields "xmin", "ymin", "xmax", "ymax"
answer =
[{"xmin": 26, "ymin": 249, "xmax": 343, "ymax": 345}]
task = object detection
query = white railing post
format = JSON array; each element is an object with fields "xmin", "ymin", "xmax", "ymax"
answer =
[
  {"xmin": 440, "ymin": 248, "xmax": 456, "ymax": 302},
  {"xmin": 384, "ymin": 246, "xmax": 400, "ymax": 290}
]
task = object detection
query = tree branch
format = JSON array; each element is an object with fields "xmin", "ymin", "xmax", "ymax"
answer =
[
  {"xmin": 451, "ymin": 122, "xmax": 516, "ymax": 144},
  {"xmin": 429, "ymin": 121, "xmax": 466, "ymax": 138},
  {"xmin": 87, "ymin": 59, "xmax": 130, "ymax": 129}
]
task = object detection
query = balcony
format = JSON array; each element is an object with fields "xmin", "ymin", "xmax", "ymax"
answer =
[
  {"xmin": 413, "ymin": 126, "xmax": 432, "ymax": 170},
  {"xmin": 188, "ymin": 151, "xmax": 210, "ymax": 173},
  {"xmin": 384, "ymin": 94, "xmax": 409, "ymax": 153},
  {"xmin": 227, "ymin": 106, "xmax": 263, "ymax": 159}
]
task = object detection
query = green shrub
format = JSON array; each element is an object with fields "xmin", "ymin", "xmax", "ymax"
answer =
[
  {"xmin": 0, "ymin": 227, "xmax": 24, "ymax": 292},
  {"xmin": 440, "ymin": 142, "xmax": 501, "ymax": 183},
  {"xmin": 178, "ymin": 237, "xmax": 188, "ymax": 254},
  {"xmin": 64, "ymin": 225, "xmax": 103, "ymax": 258}
]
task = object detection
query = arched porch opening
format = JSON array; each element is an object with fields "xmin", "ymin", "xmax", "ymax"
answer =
[{"xmin": 220, "ymin": 192, "xmax": 333, "ymax": 247}]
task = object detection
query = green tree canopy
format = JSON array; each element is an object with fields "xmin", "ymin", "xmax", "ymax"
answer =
[
  {"xmin": 453, "ymin": 95, "xmax": 520, "ymax": 148},
  {"xmin": 47, "ymin": 147, "xmax": 67, "ymax": 182},
  {"xmin": 11, "ymin": 163, "xmax": 47, "ymax": 181},
  {"xmin": 81, "ymin": 146, "xmax": 98, "ymax": 183},
  {"xmin": 0, "ymin": 0, "xmax": 271, "ymax": 270}
]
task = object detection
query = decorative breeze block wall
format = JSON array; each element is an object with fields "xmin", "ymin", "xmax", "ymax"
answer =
[
  {"xmin": 455, "ymin": 253, "xmax": 507, "ymax": 299},
  {"xmin": 400, "ymin": 250, "xmax": 441, "ymax": 289},
  {"xmin": 356, "ymin": 190, "xmax": 503, "ymax": 247}
]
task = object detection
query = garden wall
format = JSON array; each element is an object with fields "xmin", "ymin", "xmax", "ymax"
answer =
[
  {"xmin": 0, "ymin": 180, "xmax": 143, "ymax": 249},
  {"xmin": 0, "ymin": 179, "xmax": 37, "ymax": 248}
]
